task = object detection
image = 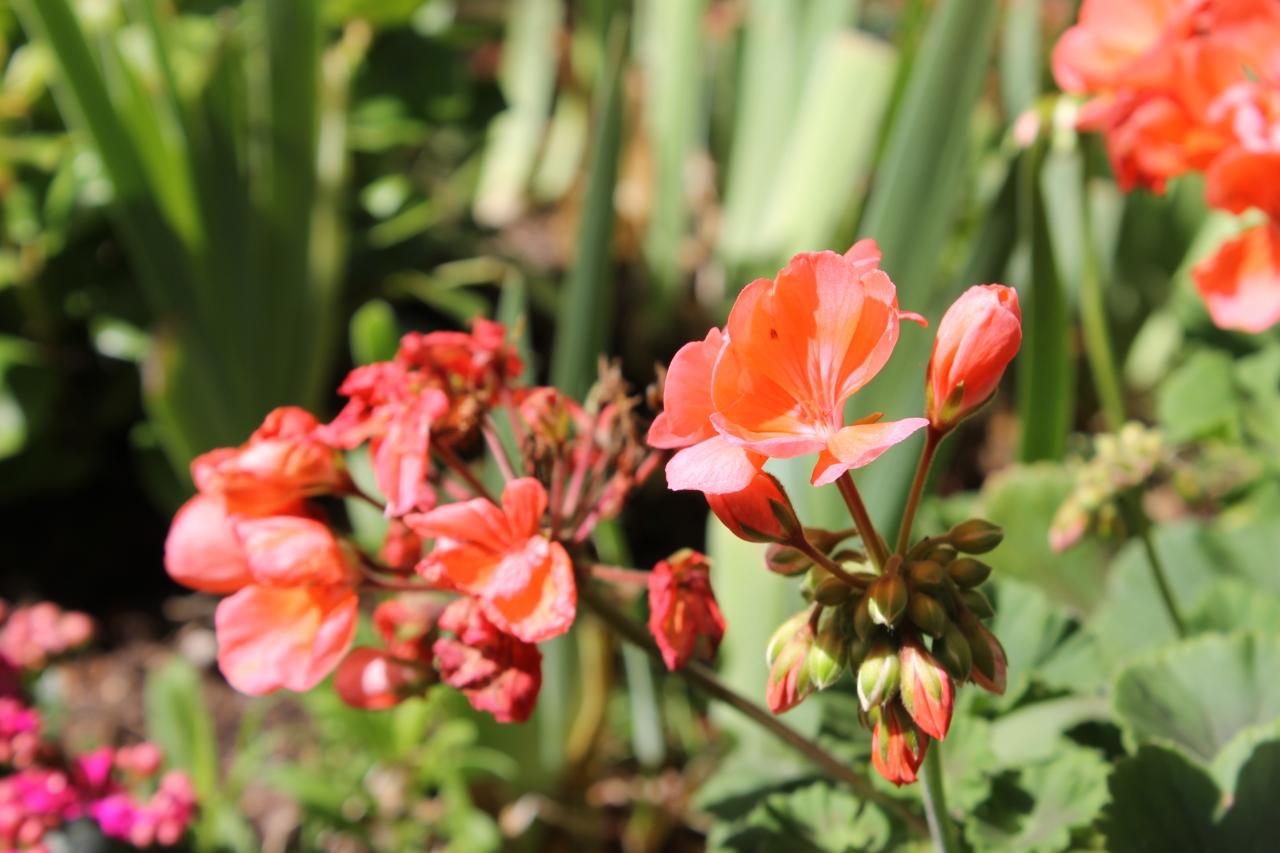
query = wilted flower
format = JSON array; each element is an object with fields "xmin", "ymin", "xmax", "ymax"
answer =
[
  {"xmin": 647, "ymin": 550, "xmax": 725, "ymax": 671},
  {"xmin": 433, "ymin": 598, "xmax": 541, "ymax": 723},
  {"xmin": 191, "ymin": 407, "xmax": 348, "ymax": 516}
]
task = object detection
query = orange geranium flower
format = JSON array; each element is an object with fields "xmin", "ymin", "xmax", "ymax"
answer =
[
  {"xmin": 648, "ymin": 327, "xmax": 764, "ymax": 494},
  {"xmin": 709, "ymin": 242, "xmax": 928, "ymax": 487},
  {"xmin": 1193, "ymin": 223, "xmax": 1280, "ymax": 333},
  {"xmin": 191, "ymin": 407, "xmax": 348, "ymax": 517},
  {"xmin": 166, "ymin": 506, "xmax": 359, "ymax": 695},
  {"xmin": 1053, "ymin": 0, "xmax": 1280, "ymax": 191},
  {"xmin": 926, "ymin": 285, "xmax": 1022, "ymax": 432},
  {"xmin": 409, "ymin": 478, "xmax": 576, "ymax": 643}
]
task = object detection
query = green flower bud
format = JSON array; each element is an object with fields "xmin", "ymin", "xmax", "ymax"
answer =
[
  {"xmin": 857, "ymin": 642, "xmax": 900, "ymax": 711},
  {"xmin": 961, "ymin": 618, "xmax": 1008, "ymax": 694},
  {"xmin": 924, "ymin": 543, "xmax": 958, "ymax": 565},
  {"xmin": 807, "ymin": 609, "xmax": 848, "ymax": 690},
  {"xmin": 960, "ymin": 588, "xmax": 994, "ymax": 619},
  {"xmin": 906, "ymin": 560, "xmax": 947, "ymax": 591},
  {"xmin": 767, "ymin": 611, "xmax": 811, "ymax": 666},
  {"xmin": 932, "ymin": 623, "xmax": 973, "ymax": 682},
  {"xmin": 868, "ymin": 575, "xmax": 908, "ymax": 628},
  {"xmin": 812, "ymin": 574, "xmax": 854, "ymax": 606},
  {"xmin": 853, "ymin": 594, "xmax": 874, "ymax": 640},
  {"xmin": 907, "ymin": 592, "xmax": 949, "ymax": 638},
  {"xmin": 948, "ymin": 519, "xmax": 1004, "ymax": 554},
  {"xmin": 765, "ymin": 543, "xmax": 812, "ymax": 576},
  {"xmin": 947, "ymin": 557, "xmax": 992, "ymax": 588}
]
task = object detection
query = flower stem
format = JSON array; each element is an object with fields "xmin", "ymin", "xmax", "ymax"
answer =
[
  {"xmin": 920, "ymin": 744, "xmax": 959, "ymax": 853},
  {"xmin": 836, "ymin": 473, "xmax": 889, "ymax": 570},
  {"xmin": 575, "ymin": 577, "xmax": 929, "ymax": 836},
  {"xmin": 896, "ymin": 429, "xmax": 941, "ymax": 555},
  {"xmin": 1125, "ymin": 495, "xmax": 1186, "ymax": 638},
  {"xmin": 1079, "ymin": 178, "xmax": 1127, "ymax": 431},
  {"xmin": 794, "ymin": 539, "xmax": 871, "ymax": 589},
  {"xmin": 433, "ymin": 441, "xmax": 497, "ymax": 503}
]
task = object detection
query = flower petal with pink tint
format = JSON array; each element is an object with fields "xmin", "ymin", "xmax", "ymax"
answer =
[
  {"xmin": 482, "ymin": 539, "xmax": 576, "ymax": 643},
  {"xmin": 164, "ymin": 496, "xmax": 252, "ymax": 594},
  {"xmin": 215, "ymin": 584, "xmax": 357, "ymax": 695},
  {"xmin": 664, "ymin": 435, "xmax": 763, "ymax": 494},
  {"xmin": 812, "ymin": 418, "xmax": 930, "ymax": 487},
  {"xmin": 647, "ymin": 328, "xmax": 726, "ymax": 449},
  {"xmin": 1193, "ymin": 223, "xmax": 1280, "ymax": 334},
  {"xmin": 233, "ymin": 516, "xmax": 352, "ymax": 587}
]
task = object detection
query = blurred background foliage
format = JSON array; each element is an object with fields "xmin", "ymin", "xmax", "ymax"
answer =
[{"xmin": 5, "ymin": 0, "xmax": 1280, "ymax": 849}]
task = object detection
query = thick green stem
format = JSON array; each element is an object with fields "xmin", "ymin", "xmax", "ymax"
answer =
[
  {"xmin": 896, "ymin": 428, "xmax": 941, "ymax": 555},
  {"xmin": 575, "ymin": 578, "xmax": 929, "ymax": 836},
  {"xmin": 1079, "ymin": 178, "xmax": 1127, "ymax": 431},
  {"xmin": 836, "ymin": 473, "xmax": 889, "ymax": 570},
  {"xmin": 920, "ymin": 744, "xmax": 959, "ymax": 853}
]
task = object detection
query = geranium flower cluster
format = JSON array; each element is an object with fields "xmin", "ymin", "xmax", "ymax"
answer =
[
  {"xmin": 648, "ymin": 243, "xmax": 1022, "ymax": 785},
  {"xmin": 166, "ymin": 321, "xmax": 667, "ymax": 722},
  {"xmin": 0, "ymin": 603, "xmax": 195, "ymax": 851},
  {"xmin": 1053, "ymin": 0, "xmax": 1280, "ymax": 332}
]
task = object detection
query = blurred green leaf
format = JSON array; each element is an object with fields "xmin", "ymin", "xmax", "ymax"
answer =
[
  {"xmin": 705, "ymin": 778, "xmax": 893, "ymax": 853},
  {"xmin": 1157, "ymin": 350, "xmax": 1240, "ymax": 443},
  {"xmin": 977, "ymin": 464, "xmax": 1108, "ymax": 617},
  {"xmin": 1112, "ymin": 632, "xmax": 1280, "ymax": 789},
  {"xmin": 349, "ymin": 299, "xmax": 400, "ymax": 365},
  {"xmin": 1102, "ymin": 745, "xmax": 1218, "ymax": 853}
]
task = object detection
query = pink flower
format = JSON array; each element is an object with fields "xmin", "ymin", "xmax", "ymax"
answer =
[
  {"xmin": 647, "ymin": 551, "xmax": 725, "ymax": 671},
  {"xmin": 409, "ymin": 478, "xmax": 576, "ymax": 643}
]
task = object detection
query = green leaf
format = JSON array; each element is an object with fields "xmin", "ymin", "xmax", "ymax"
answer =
[
  {"xmin": 1086, "ymin": 521, "xmax": 1219, "ymax": 677},
  {"xmin": 965, "ymin": 746, "xmax": 1110, "ymax": 853},
  {"xmin": 1218, "ymin": 741, "xmax": 1280, "ymax": 850},
  {"xmin": 977, "ymin": 464, "xmax": 1108, "ymax": 617},
  {"xmin": 983, "ymin": 578, "xmax": 1076, "ymax": 709},
  {"xmin": 1112, "ymin": 632, "xmax": 1280, "ymax": 779},
  {"xmin": 472, "ymin": 0, "xmax": 562, "ymax": 226},
  {"xmin": 1102, "ymin": 745, "xmax": 1219, "ymax": 853},
  {"xmin": 704, "ymin": 778, "xmax": 894, "ymax": 853},
  {"xmin": 1156, "ymin": 350, "xmax": 1241, "ymax": 443},
  {"xmin": 548, "ymin": 16, "xmax": 625, "ymax": 398},
  {"xmin": 349, "ymin": 299, "xmax": 399, "ymax": 365}
]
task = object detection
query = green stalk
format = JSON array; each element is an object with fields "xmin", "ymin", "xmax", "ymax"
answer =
[
  {"xmin": 896, "ymin": 428, "xmax": 941, "ymax": 554},
  {"xmin": 920, "ymin": 745, "xmax": 959, "ymax": 853},
  {"xmin": 1079, "ymin": 181, "xmax": 1127, "ymax": 431},
  {"xmin": 576, "ymin": 578, "xmax": 928, "ymax": 835},
  {"xmin": 836, "ymin": 473, "xmax": 889, "ymax": 570},
  {"xmin": 1123, "ymin": 494, "xmax": 1186, "ymax": 638}
]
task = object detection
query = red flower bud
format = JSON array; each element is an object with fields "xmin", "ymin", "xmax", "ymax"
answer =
[
  {"xmin": 898, "ymin": 637, "xmax": 955, "ymax": 740},
  {"xmin": 870, "ymin": 702, "xmax": 928, "ymax": 787},
  {"xmin": 765, "ymin": 612, "xmax": 816, "ymax": 714},
  {"xmin": 926, "ymin": 285, "xmax": 1021, "ymax": 432},
  {"xmin": 647, "ymin": 550, "xmax": 726, "ymax": 671},
  {"xmin": 705, "ymin": 471, "xmax": 800, "ymax": 544},
  {"xmin": 963, "ymin": 619, "xmax": 1008, "ymax": 696},
  {"xmin": 334, "ymin": 647, "xmax": 421, "ymax": 710}
]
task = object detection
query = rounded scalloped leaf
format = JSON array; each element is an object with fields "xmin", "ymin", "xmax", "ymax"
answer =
[{"xmin": 1112, "ymin": 631, "xmax": 1280, "ymax": 773}]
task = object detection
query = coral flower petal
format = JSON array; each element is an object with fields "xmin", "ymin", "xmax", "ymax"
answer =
[
  {"xmin": 1193, "ymin": 224, "xmax": 1280, "ymax": 334},
  {"xmin": 811, "ymin": 418, "xmax": 929, "ymax": 487},
  {"xmin": 164, "ymin": 496, "xmax": 253, "ymax": 594},
  {"xmin": 215, "ymin": 584, "xmax": 357, "ymax": 695},
  {"xmin": 664, "ymin": 435, "xmax": 764, "ymax": 495},
  {"xmin": 647, "ymin": 328, "xmax": 725, "ymax": 449},
  {"xmin": 233, "ymin": 516, "xmax": 351, "ymax": 587},
  {"xmin": 483, "ymin": 540, "xmax": 577, "ymax": 643}
]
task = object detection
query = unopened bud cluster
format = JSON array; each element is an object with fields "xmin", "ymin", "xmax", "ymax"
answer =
[
  {"xmin": 765, "ymin": 519, "xmax": 1008, "ymax": 785},
  {"xmin": 1050, "ymin": 422, "xmax": 1167, "ymax": 552}
]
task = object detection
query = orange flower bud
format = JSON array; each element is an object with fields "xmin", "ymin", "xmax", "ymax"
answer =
[
  {"xmin": 926, "ymin": 285, "xmax": 1022, "ymax": 432},
  {"xmin": 705, "ymin": 471, "xmax": 801, "ymax": 544},
  {"xmin": 898, "ymin": 637, "xmax": 955, "ymax": 740},
  {"xmin": 766, "ymin": 612, "xmax": 816, "ymax": 714},
  {"xmin": 870, "ymin": 702, "xmax": 928, "ymax": 787}
]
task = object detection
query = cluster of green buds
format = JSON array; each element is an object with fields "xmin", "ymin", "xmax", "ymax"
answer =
[
  {"xmin": 764, "ymin": 519, "xmax": 1008, "ymax": 785},
  {"xmin": 1050, "ymin": 422, "xmax": 1167, "ymax": 552}
]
